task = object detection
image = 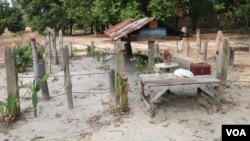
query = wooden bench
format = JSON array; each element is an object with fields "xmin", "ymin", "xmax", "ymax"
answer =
[{"xmin": 139, "ymin": 73, "xmax": 221, "ymax": 117}]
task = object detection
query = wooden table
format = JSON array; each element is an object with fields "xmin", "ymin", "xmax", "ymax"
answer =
[{"xmin": 139, "ymin": 73, "xmax": 221, "ymax": 117}]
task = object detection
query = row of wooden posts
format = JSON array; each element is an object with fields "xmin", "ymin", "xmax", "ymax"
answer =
[
  {"xmin": 4, "ymin": 30, "xmax": 242, "ymax": 113},
  {"xmin": 4, "ymin": 30, "xmax": 117, "ymax": 112}
]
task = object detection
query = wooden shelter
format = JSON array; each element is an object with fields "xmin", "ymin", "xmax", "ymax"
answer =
[{"xmin": 104, "ymin": 17, "xmax": 183, "ymax": 41}]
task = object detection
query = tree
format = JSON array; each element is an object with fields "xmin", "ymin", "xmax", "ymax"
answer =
[
  {"xmin": 61, "ymin": 0, "xmax": 93, "ymax": 34},
  {"xmin": 148, "ymin": 0, "xmax": 176, "ymax": 21},
  {"xmin": 6, "ymin": 6, "xmax": 25, "ymax": 33},
  {"xmin": 0, "ymin": 0, "xmax": 9, "ymax": 35},
  {"xmin": 213, "ymin": 0, "xmax": 250, "ymax": 30},
  {"xmin": 188, "ymin": 0, "xmax": 214, "ymax": 31},
  {"xmin": 18, "ymin": 0, "xmax": 64, "ymax": 34},
  {"xmin": 0, "ymin": 0, "xmax": 24, "ymax": 35}
]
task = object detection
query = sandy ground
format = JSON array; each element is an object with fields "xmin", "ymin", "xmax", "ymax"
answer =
[{"xmin": 0, "ymin": 31, "xmax": 250, "ymax": 141}]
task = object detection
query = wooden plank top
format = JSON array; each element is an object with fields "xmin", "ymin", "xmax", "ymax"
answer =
[{"xmin": 139, "ymin": 73, "xmax": 220, "ymax": 87}]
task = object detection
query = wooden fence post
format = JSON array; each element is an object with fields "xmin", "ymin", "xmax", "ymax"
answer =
[
  {"xmin": 68, "ymin": 41, "xmax": 73, "ymax": 58},
  {"xmin": 216, "ymin": 38, "xmax": 230, "ymax": 86},
  {"xmin": 38, "ymin": 63, "xmax": 50, "ymax": 100},
  {"xmin": 175, "ymin": 40, "xmax": 178, "ymax": 55},
  {"xmin": 62, "ymin": 46, "xmax": 73, "ymax": 109},
  {"xmin": 5, "ymin": 46, "xmax": 20, "ymax": 113},
  {"xmin": 203, "ymin": 41, "xmax": 208, "ymax": 63},
  {"xmin": 228, "ymin": 47, "xmax": 235, "ymax": 66},
  {"xmin": 248, "ymin": 40, "xmax": 250, "ymax": 53},
  {"xmin": 114, "ymin": 40, "xmax": 125, "ymax": 106},
  {"xmin": 30, "ymin": 38, "xmax": 39, "ymax": 79},
  {"xmin": 186, "ymin": 42, "xmax": 190, "ymax": 57},
  {"xmin": 109, "ymin": 68, "xmax": 115, "ymax": 97},
  {"xmin": 154, "ymin": 41, "xmax": 159, "ymax": 55},
  {"xmin": 148, "ymin": 40, "xmax": 155, "ymax": 71},
  {"xmin": 45, "ymin": 35, "xmax": 51, "ymax": 74},
  {"xmin": 51, "ymin": 33, "xmax": 59, "ymax": 65},
  {"xmin": 196, "ymin": 28, "xmax": 201, "ymax": 53},
  {"xmin": 59, "ymin": 30, "xmax": 64, "ymax": 69},
  {"xmin": 91, "ymin": 41, "xmax": 95, "ymax": 57}
]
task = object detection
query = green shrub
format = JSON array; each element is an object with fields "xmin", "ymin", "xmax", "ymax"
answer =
[
  {"xmin": 15, "ymin": 43, "xmax": 32, "ymax": 72},
  {"xmin": 0, "ymin": 93, "xmax": 20, "ymax": 124}
]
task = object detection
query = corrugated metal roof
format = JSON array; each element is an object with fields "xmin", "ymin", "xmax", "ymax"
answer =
[{"xmin": 104, "ymin": 17, "xmax": 155, "ymax": 40}]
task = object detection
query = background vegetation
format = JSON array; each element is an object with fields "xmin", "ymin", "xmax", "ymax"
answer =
[{"xmin": 0, "ymin": 0, "xmax": 250, "ymax": 35}]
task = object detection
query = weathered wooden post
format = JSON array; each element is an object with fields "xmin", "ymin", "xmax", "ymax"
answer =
[
  {"xmin": 68, "ymin": 41, "xmax": 73, "ymax": 58},
  {"xmin": 216, "ymin": 37, "xmax": 230, "ymax": 86},
  {"xmin": 59, "ymin": 30, "xmax": 64, "ymax": 69},
  {"xmin": 62, "ymin": 45, "xmax": 73, "ymax": 109},
  {"xmin": 38, "ymin": 63, "xmax": 50, "ymax": 100},
  {"xmin": 216, "ymin": 31, "xmax": 223, "ymax": 54},
  {"xmin": 109, "ymin": 68, "xmax": 115, "ymax": 97},
  {"xmin": 51, "ymin": 32, "xmax": 59, "ymax": 65},
  {"xmin": 30, "ymin": 38, "xmax": 39, "ymax": 79},
  {"xmin": 175, "ymin": 40, "xmax": 178, "ymax": 55},
  {"xmin": 148, "ymin": 40, "xmax": 155, "ymax": 71},
  {"xmin": 154, "ymin": 41, "xmax": 159, "ymax": 55},
  {"xmin": 91, "ymin": 41, "xmax": 95, "ymax": 57},
  {"xmin": 5, "ymin": 46, "xmax": 20, "ymax": 113},
  {"xmin": 248, "ymin": 43, "xmax": 250, "ymax": 52},
  {"xmin": 186, "ymin": 42, "xmax": 190, "ymax": 57},
  {"xmin": 45, "ymin": 35, "xmax": 51, "ymax": 74},
  {"xmin": 196, "ymin": 28, "xmax": 201, "ymax": 53},
  {"xmin": 114, "ymin": 40, "xmax": 125, "ymax": 106},
  {"xmin": 203, "ymin": 41, "xmax": 208, "ymax": 63},
  {"xmin": 228, "ymin": 47, "xmax": 235, "ymax": 66}
]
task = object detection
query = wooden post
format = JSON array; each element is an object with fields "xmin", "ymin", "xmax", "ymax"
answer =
[
  {"xmin": 203, "ymin": 41, "xmax": 208, "ymax": 63},
  {"xmin": 154, "ymin": 41, "xmax": 159, "ymax": 55},
  {"xmin": 248, "ymin": 41, "xmax": 250, "ymax": 53},
  {"xmin": 148, "ymin": 41, "xmax": 155, "ymax": 71},
  {"xmin": 91, "ymin": 41, "xmax": 95, "ymax": 57},
  {"xmin": 109, "ymin": 68, "xmax": 115, "ymax": 97},
  {"xmin": 5, "ymin": 46, "xmax": 20, "ymax": 113},
  {"xmin": 45, "ymin": 36, "xmax": 51, "ymax": 74},
  {"xmin": 51, "ymin": 33, "xmax": 59, "ymax": 65},
  {"xmin": 186, "ymin": 42, "xmax": 190, "ymax": 57},
  {"xmin": 114, "ymin": 40, "xmax": 125, "ymax": 106},
  {"xmin": 216, "ymin": 31, "xmax": 223, "ymax": 54},
  {"xmin": 59, "ymin": 30, "xmax": 64, "ymax": 69},
  {"xmin": 68, "ymin": 41, "xmax": 73, "ymax": 58},
  {"xmin": 38, "ymin": 63, "xmax": 50, "ymax": 100},
  {"xmin": 228, "ymin": 47, "xmax": 235, "ymax": 66},
  {"xmin": 62, "ymin": 46, "xmax": 73, "ymax": 109},
  {"xmin": 30, "ymin": 38, "xmax": 39, "ymax": 79},
  {"xmin": 196, "ymin": 28, "xmax": 201, "ymax": 53},
  {"xmin": 175, "ymin": 40, "xmax": 178, "ymax": 55},
  {"xmin": 216, "ymin": 38, "xmax": 230, "ymax": 86}
]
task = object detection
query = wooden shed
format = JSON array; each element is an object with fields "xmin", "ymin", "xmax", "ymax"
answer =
[{"xmin": 104, "ymin": 17, "xmax": 183, "ymax": 41}]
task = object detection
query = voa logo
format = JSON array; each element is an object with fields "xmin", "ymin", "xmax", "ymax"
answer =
[{"xmin": 226, "ymin": 129, "xmax": 246, "ymax": 136}]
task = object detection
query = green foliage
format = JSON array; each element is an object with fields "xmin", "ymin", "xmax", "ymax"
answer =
[
  {"xmin": 0, "ymin": 93, "xmax": 20, "ymax": 123},
  {"xmin": 130, "ymin": 56, "xmax": 146, "ymax": 74},
  {"xmin": 15, "ymin": 43, "xmax": 33, "ymax": 72},
  {"xmin": 116, "ymin": 72, "xmax": 129, "ymax": 112},
  {"xmin": 0, "ymin": 1, "xmax": 24, "ymax": 35},
  {"xmin": 86, "ymin": 45, "xmax": 92, "ymax": 57},
  {"xmin": 148, "ymin": 0, "xmax": 176, "ymax": 20},
  {"xmin": 28, "ymin": 74, "xmax": 49, "ymax": 117}
]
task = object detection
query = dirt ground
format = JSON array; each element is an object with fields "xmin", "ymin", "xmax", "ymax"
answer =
[{"xmin": 0, "ymin": 30, "xmax": 250, "ymax": 141}]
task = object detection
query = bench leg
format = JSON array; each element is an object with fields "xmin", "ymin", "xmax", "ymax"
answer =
[
  {"xmin": 140, "ymin": 81, "xmax": 145, "ymax": 101},
  {"xmin": 213, "ymin": 86, "xmax": 221, "ymax": 112},
  {"xmin": 149, "ymin": 90, "xmax": 156, "ymax": 117}
]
